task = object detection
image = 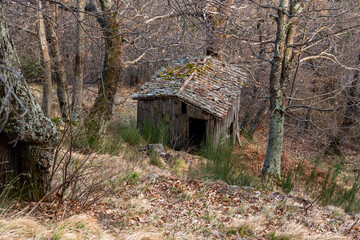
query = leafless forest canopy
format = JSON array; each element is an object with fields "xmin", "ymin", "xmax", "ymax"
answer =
[{"xmin": 2, "ymin": 0, "xmax": 360, "ymax": 175}]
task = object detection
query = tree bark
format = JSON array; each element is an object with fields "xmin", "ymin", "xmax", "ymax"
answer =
[
  {"xmin": 44, "ymin": 2, "xmax": 70, "ymax": 119},
  {"xmin": 0, "ymin": 1, "xmax": 58, "ymax": 200},
  {"xmin": 72, "ymin": 0, "xmax": 86, "ymax": 120},
  {"xmin": 37, "ymin": 0, "xmax": 53, "ymax": 118},
  {"xmin": 85, "ymin": 0, "xmax": 123, "ymax": 145},
  {"xmin": 262, "ymin": 0, "xmax": 298, "ymax": 178},
  {"xmin": 248, "ymin": 100, "xmax": 267, "ymax": 137}
]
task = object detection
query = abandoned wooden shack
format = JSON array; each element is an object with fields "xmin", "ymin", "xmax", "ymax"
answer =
[{"xmin": 132, "ymin": 57, "xmax": 247, "ymax": 149}]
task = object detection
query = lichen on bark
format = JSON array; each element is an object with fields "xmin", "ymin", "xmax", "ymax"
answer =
[{"xmin": 0, "ymin": 0, "xmax": 58, "ymax": 200}]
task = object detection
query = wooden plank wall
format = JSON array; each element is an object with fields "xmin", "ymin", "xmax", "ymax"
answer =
[
  {"xmin": 137, "ymin": 95, "xmax": 241, "ymax": 148},
  {"xmin": 207, "ymin": 95, "xmax": 240, "ymax": 145}
]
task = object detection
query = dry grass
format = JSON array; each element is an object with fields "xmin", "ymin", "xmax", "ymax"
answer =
[
  {"xmin": 0, "ymin": 214, "xmax": 114, "ymax": 240},
  {"xmin": 119, "ymin": 229, "xmax": 164, "ymax": 240},
  {"xmin": 0, "ymin": 217, "xmax": 50, "ymax": 239}
]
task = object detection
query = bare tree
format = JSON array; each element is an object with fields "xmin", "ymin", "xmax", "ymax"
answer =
[
  {"xmin": 37, "ymin": 0, "xmax": 52, "ymax": 118},
  {"xmin": 260, "ymin": 0, "xmax": 310, "ymax": 177},
  {"xmin": 72, "ymin": 0, "xmax": 86, "ymax": 120},
  {"xmin": 43, "ymin": 1, "xmax": 70, "ymax": 119},
  {"xmin": 84, "ymin": 0, "xmax": 124, "ymax": 144}
]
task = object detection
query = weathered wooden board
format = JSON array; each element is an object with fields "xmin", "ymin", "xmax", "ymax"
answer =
[{"xmin": 136, "ymin": 94, "xmax": 241, "ymax": 148}]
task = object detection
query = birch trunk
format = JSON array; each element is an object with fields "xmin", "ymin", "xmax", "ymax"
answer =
[
  {"xmin": 72, "ymin": 0, "xmax": 85, "ymax": 120},
  {"xmin": 38, "ymin": 0, "xmax": 52, "ymax": 118},
  {"xmin": 0, "ymin": 0, "xmax": 58, "ymax": 200}
]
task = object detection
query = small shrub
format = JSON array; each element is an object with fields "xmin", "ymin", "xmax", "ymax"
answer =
[
  {"xmin": 296, "ymin": 156, "xmax": 360, "ymax": 213},
  {"xmin": 115, "ymin": 122, "xmax": 141, "ymax": 146},
  {"xmin": 73, "ymin": 121, "xmax": 142, "ymax": 155},
  {"xmin": 226, "ymin": 229, "xmax": 237, "ymax": 236},
  {"xmin": 281, "ymin": 171, "xmax": 293, "ymax": 194},
  {"xmin": 149, "ymin": 151, "xmax": 163, "ymax": 168},
  {"xmin": 226, "ymin": 223, "xmax": 254, "ymax": 237},
  {"xmin": 99, "ymin": 137, "xmax": 121, "ymax": 155},
  {"xmin": 201, "ymin": 137, "xmax": 235, "ymax": 182},
  {"xmin": 306, "ymin": 164, "xmax": 317, "ymax": 192},
  {"xmin": 238, "ymin": 223, "xmax": 254, "ymax": 236},
  {"xmin": 171, "ymin": 158, "xmax": 188, "ymax": 177},
  {"xmin": 320, "ymin": 169, "xmax": 360, "ymax": 212},
  {"xmin": 236, "ymin": 171, "xmax": 260, "ymax": 187},
  {"xmin": 124, "ymin": 171, "xmax": 140, "ymax": 185},
  {"xmin": 200, "ymin": 137, "xmax": 260, "ymax": 188},
  {"xmin": 268, "ymin": 231, "xmax": 292, "ymax": 240},
  {"xmin": 177, "ymin": 191, "xmax": 192, "ymax": 201}
]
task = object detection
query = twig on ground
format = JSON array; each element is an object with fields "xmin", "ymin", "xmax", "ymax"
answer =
[
  {"xmin": 347, "ymin": 218, "xmax": 359, "ymax": 233},
  {"xmin": 304, "ymin": 193, "xmax": 322, "ymax": 215}
]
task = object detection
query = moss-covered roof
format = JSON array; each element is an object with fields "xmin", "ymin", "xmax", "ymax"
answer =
[{"xmin": 132, "ymin": 57, "xmax": 247, "ymax": 118}]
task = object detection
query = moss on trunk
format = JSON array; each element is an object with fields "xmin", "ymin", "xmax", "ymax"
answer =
[{"xmin": 85, "ymin": 0, "xmax": 123, "ymax": 146}]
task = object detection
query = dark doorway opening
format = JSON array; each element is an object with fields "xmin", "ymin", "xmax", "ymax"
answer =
[
  {"xmin": 181, "ymin": 102, "xmax": 187, "ymax": 115},
  {"xmin": 189, "ymin": 118, "xmax": 207, "ymax": 148}
]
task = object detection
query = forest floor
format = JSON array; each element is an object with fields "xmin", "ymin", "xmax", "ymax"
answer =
[
  {"xmin": 1, "ymin": 85, "xmax": 359, "ymax": 239},
  {"xmin": 1, "ymin": 163, "xmax": 359, "ymax": 240}
]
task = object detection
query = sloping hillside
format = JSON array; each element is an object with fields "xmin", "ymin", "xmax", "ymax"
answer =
[
  {"xmin": 1, "ymin": 171, "xmax": 358, "ymax": 239},
  {"xmin": 2, "ymin": 85, "xmax": 356, "ymax": 240}
]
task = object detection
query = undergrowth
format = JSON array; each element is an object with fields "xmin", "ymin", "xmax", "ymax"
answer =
[
  {"xmin": 73, "ymin": 117, "xmax": 360, "ymax": 214},
  {"xmin": 200, "ymin": 137, "xmax": 260, "ymax": 188},
  {"xmin": 280, "ymin": 155, "xmax": 360, "ymax": 212},
  {"xmin": 114, "ymin": 121, "xmax": 142, "ymax": 146},
  {"xmin": 72, "ymin": 120, "xmax": 142, "ymax": 155},
  {"xmin": 319, "ymin": 164, "xmax": 360, "ymax": 212},
  {"xmin": 149, "ymin": 151, "xmax": 163, "ymax": 168},
  {"xmin": 199, "ymin": 135, "xmax": 360, "ymax": 213}
]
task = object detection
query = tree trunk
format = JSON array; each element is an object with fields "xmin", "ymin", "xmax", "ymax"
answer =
[
  {"xmin": 248, "ymin": 100, "xmax": 267, "ymax": 137},
  {"xmin": 44, "ymin": 2, "xmax": 70, "ymax": 119},
  {"xmin": 262, "ymin": 0, "xmax": 298, "ymax": 178},
  {"xmin": 85, "ymin": 0, "xmax": 123, "ymax": 146},
  {"xmin": 72, "ymin": 0, "xmax": 85, "ymax": 120},
  {"xmin": 37, "ymin": 0, "xmax": 53, "ymax": 118},
  {"xmin": 0, "ymin": 0, "xmax": 58, "ymax": 200}
]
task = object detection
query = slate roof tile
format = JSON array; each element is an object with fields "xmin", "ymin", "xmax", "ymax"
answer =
[{"xmin": 132, "ymin": 57, "xmax": 247, "ymax": 119}]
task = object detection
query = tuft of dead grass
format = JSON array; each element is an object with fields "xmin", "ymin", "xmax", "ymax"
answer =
[
  {"xmin": 0, "ymin": 217, "xmax": 50, "ymax": 239},
  {"xmin": 0, "ymin": 214, "xmax": 114, "ymax": 240},
  {"xmin": 120, "ymin": 230, "xmax": 164, "ymax": 240}
]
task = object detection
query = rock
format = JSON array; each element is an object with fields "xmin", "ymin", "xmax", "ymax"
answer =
[
  {"xmin": 269, "ymin": 191, "xmax": 286, "ymax": 201},
  {"xmin": 146, "ymin": 144, "xmax": 166, "ymax": 156},
  {"xmin": 164, "ymin": 153, "xmax": 178, "ymax": 161},
  {"xmin": 149, "ymin": 173, "xmax": 159, "ymax": 181}
]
